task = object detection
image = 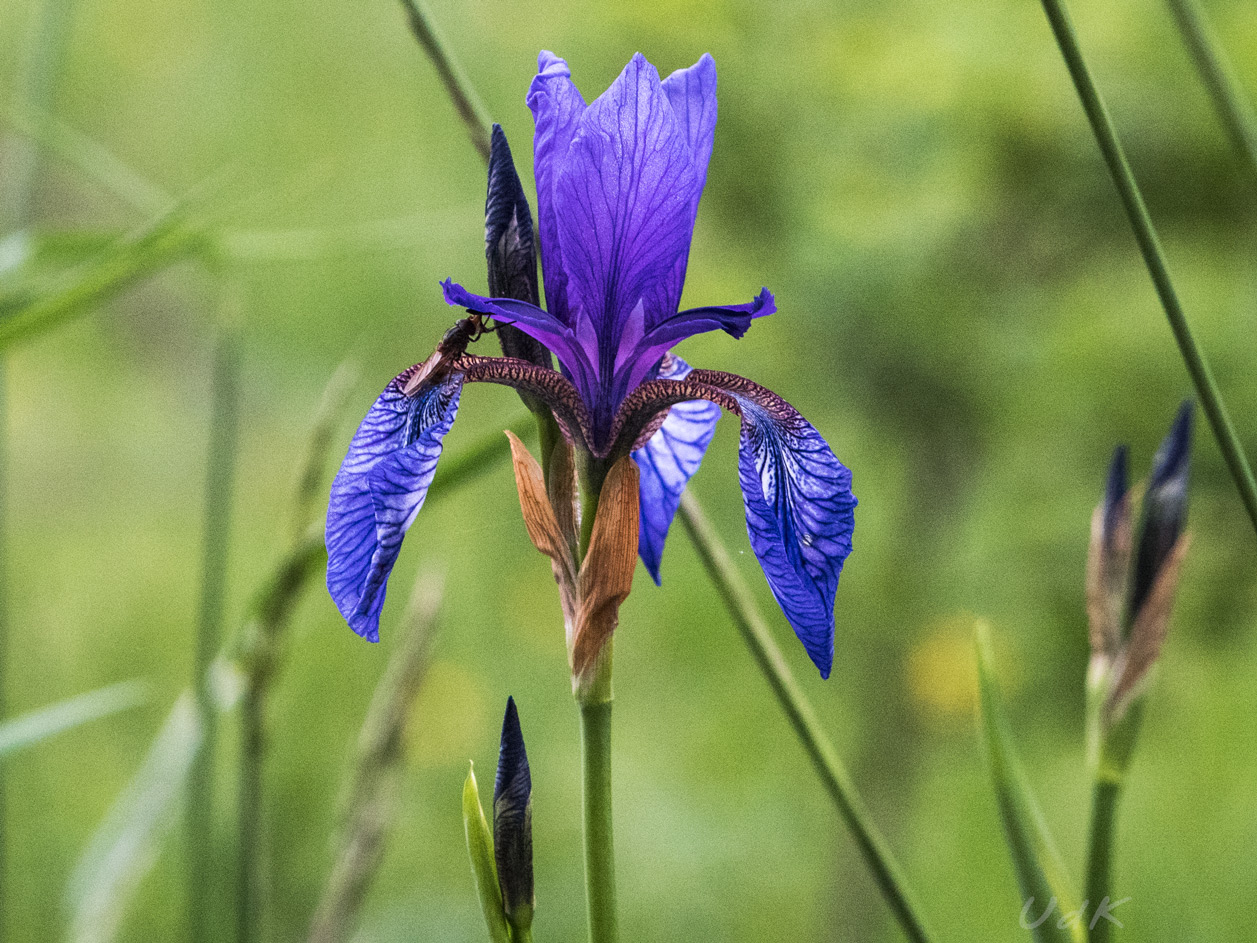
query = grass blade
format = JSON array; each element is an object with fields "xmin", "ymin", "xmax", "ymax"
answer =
[
  {"xmin": 1165, "ymin": 0, "xmax": 1257, "ymax": 182},
  {"xmin": 64, "ymin": 692, "xmax": 202, "ymax": 943},
  {"xmin": 236, "ymin": 363, "xmax": 359, "ymax": 943},
  {"xmin": 0, "ymin": 681, "xmax": 147, "ymax": 760},
  {"xmin": 396, "ymin": 0, "xmax": 493, "ymax": 161},
  {"xmin": 974, "ymin": 622, "xmax": 1083, "ymax": 943},
  {"xmin": 0, "ymin": 206, "xmax": 207, "ymax": 351},
  {"xmin": 1038, "ymin": 0, "xmax": 1257, "ymax": 540},
  {"xmin": 678, "ymin": 493, "xmax": 937, "ymax": 943},
  {"xmin": 188, "ymin": 278, "xmax": 243, "ymax": 943},
  {"xmin": 306, "ymin": 570, "xmax": 444, "ymax": 943}
]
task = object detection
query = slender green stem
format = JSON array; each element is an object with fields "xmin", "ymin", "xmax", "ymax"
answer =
[
  {"xmin": 1084, "ymin": 780, "xmax": 1121, "ymax": 943},
  {"xmin": 678, "ymin": 493, "xmax": 936, "ymax": 943},
  {"xmin": 189, "ymin": 281, "xmax": 243, "ymax": 943},
  {"xmin": 2, "ymin": 2, "xmax": 83, "ymax": 933},
  {"xmin": 396, "ymin": 0, "xmax": 493, "ymax": 161},
  {"xmin": 579, "ymin": 688, "xmax": 618, "ymax": 943},
  {"xmin": 1165, "ymin": 0, "xmax": 1257, "ymax": 182},
  {"xmin": 1038, "ymin": 0, "xmax": 1257, "ymax": 540},
  {"xmin": 238, "ymin": 684, "xmax": 264, "ymax": 943}
]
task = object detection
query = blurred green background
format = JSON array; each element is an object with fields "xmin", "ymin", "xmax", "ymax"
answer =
[{"xmin": 2, "ymin": 0, "xmax": 1256, "ymax": 940}]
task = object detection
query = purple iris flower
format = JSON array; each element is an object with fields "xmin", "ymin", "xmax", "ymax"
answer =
[{"xmin": 326, "ymin": 51, "xmax": 856, "ymax": 677}]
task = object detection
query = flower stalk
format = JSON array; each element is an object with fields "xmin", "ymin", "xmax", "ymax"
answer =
[
  {"xmin": 189, "ymin": 275, "xmax": 244, "ymax": 943},
  {"xmin": 1037, "ymin": 0, "xmax": 1257, "ymax": 541},
  {"xmin": 677, "ymin": 493, "xmax": 935, "ymax": 943},
  {"xmin": 1165, "ymin": 0, "xmax": 1257, "ymax": 183},
  {"xmin": 1083, "ymin": 404, "xmax": 1193, "ymax": 942}
]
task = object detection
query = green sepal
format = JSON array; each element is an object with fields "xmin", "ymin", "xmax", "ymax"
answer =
[
  {"xmin": 975, "ymin": 623, "xmax": 1085, "ymax": 943},
  {"xmin": 463, "ymin": 763, "xmax": 513, "ymax": 943}
]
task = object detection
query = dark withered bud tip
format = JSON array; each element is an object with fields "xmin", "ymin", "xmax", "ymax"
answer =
[
  {"xmin": 493, "ymin": 696, "xmax": 534, "ymax": 926},
  {"xmin": 1131, "ymin": 400, "xmax": 1194, "ymax": 620},
  {"xmin": 1102, "ymin": 444, "xmax": 1129, "ymax": 548},
  {"xmin": 485, "ymin": 125, "xmax": 551, "ymax": 375}
]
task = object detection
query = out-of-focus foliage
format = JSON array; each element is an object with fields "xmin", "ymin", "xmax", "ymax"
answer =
[{"xmin": 1, "ymin": 0, "xmax": 1255, "ymax": 940}]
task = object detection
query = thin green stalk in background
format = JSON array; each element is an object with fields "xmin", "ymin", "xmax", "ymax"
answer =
[
  {"xmin": 397, "ymin": 0, "xmax": 493, "ymax": 162},
  {"xmin": 188, "ymin": 277, "xmax": 244, "ymax": 943},
  {"xmin": 236, "ymin": 364, "xmax": 357, "ymax": 943},
  {"xmin": 1038, "ymin": 0, "xmax": 1257, "ymax": 540},
  {"xmin": 401, "ymin": 7, "xmax": 938, "ymax": 938},
  {"xmin": 0, "ymin": 681, "xmax": 147, "ymax": 761},
  {"xmin": 1, "ymin": 0, "xmax": 82, "ymax": 932},
  {"xmin": 1165, "ymin": 0, "xmax": 1257, "ymax": 183},
  {"xmin": 306, "ymin": 570, "xmax": 445, "ymax": 943},
  {"xmin": 974, "ymin": 623, "xmax": 1083, "ymax": 943},
  {"xmin": 236, "ymin": 527, "xmax": 327, "ymax": 943},
  {"xmin": 679, "ymin": 493, "xmax": 936, "ymax": 943},
  {"xmin": 1084, "ymin": 780, "xmax": 1121, "ymax": 943}
]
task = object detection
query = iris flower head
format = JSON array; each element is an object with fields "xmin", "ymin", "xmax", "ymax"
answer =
[{"xmin": 326, "ymin": 51, "xmax": 857, "ymax": 677}]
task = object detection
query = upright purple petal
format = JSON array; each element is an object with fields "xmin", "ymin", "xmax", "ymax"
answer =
[
  {"xmin": 527, "ymin": 51, "xmax": 586, "ymax": 324},
  {"xmin": 553, "ymin": 54, "xmax": 702, "ymax": 419},
  {"xmin": 326, "ymin": 369, "xmax": 462, "ymax": 641},
  {"xmin": 661, "ymin": 54, "xmax": 718, "ymax": 213},
  {"xmin": 632, "ymin": 355, "xmax": 721, "ymax": 583}
]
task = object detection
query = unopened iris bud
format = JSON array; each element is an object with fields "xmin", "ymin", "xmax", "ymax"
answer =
[
  {"xmin": 493, "ymin": 696, "xmax": 534, "ymax": 933},
  {"xmin": 1087, "ymin": 445, "xmax": 1131, "ymax": 668},
  {"xmin": 1085, "ymin": 402, "xmax": 1194, "ymax": 774},
  {"xmin": 1129, "ymin": 400, "xmax": 1193, "ymax": 624},
  {"xmin": 485, "ymin": 124, "xmax": 551, "ymax": 370}
]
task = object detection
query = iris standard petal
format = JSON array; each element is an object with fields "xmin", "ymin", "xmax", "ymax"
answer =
[
  {"xmin": 633, "ymin": 354, "xmax": 720, "ymax": 584},
  {"xmin": 527, "ymin": 51, "xmax": 586, "ymax": 324},
  {"xmin": 660, "ymin": 53, "xmax": 718, "ymax": 210},
  {"xmin": 553, "ymin": 53, "xmax": 701, "ymax": 392},
  {"xmin": 325, "ymin": 369, "xmax": 462, "ymax": 641}
]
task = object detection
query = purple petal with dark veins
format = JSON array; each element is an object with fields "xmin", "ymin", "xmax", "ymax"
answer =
[
  {"xmin": 732, "ymin": 386, "xmax": 854, "ymax": 678},
  {"xmin": 553, "ymin": 54, "xmax": 701, "ymax": 389},
  {"xmin": 608, "ymin": 369, "xmax": 855, "ymax": 677},
  {"xmin": 527, "ymin": 51, "xmax": 586, "ymax": 324},
  {"xmin": 632, "ymin": 354, "xmax": 720, "ymax": 584},
  {"xmin": 661, "ymin": 54, "xmax": 718, "ymax": 217},
  {"xmin": 325, "ymin": 369, "xmax": 461, "ymax": 642}
]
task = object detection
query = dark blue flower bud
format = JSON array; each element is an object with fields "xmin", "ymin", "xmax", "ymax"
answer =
[
  {"xmin": 1102, "ymin": 445, "xmax": 1128, "ymax": 550},
  {"xmin": 485, "ymin": 124, "xmax": 551, "ymax": 370},
  {"xmin": 1130, "ymin": 400, "xmax": 1193, "ymax": 623},
  {"xmin": 493, "ymin": 696, "xmax": 534, "ymax": 929}
]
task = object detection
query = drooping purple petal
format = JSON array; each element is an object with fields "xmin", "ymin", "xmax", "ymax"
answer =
[
  {"xmin": 553, "ymin": 54, "xmax": 701, "ymax": 400},
  {"xmin": 527, "ymin": 51, "xmax": 586, "ymax": 324},
  {"xmin": 608, "ymin": 368, "xmax": 856, "ymax": 677},
  {"xmin": 326, "ymin": 369, "xmax": 462, "ymax": 641},
  {"xmin": 633, "ymin": 354, "xmax": 721, "ymax": 584},
  {"xmin": 731, "ymin": 385, "xmax": 854, "ymax": 678}
]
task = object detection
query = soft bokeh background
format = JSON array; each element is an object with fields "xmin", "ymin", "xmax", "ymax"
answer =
[{"xmin": 2, "ymin": 0, "xmax": 1256, "ymax": 939}]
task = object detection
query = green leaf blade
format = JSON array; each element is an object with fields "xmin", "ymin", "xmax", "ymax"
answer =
[
  {"xmin": 975, "ymin": 622, "xmax": 1084, "ymax": 943},
  {"xmin": 0, "ymin": 680, "xmax": 147, "ymax": 761}
]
